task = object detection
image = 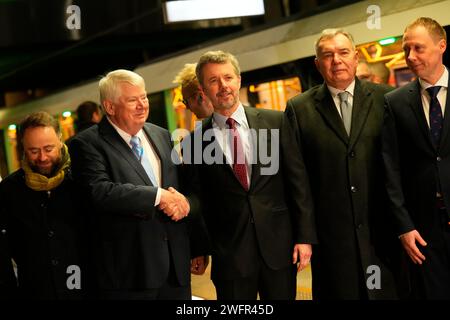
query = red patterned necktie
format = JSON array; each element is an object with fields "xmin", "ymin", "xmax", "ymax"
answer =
[{"xmin": 226, "ymin": 118, "xmax": 249, "ymax": 191}]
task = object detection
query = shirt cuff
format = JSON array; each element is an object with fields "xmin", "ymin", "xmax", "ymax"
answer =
[{"xmin": 154, "ymin": 187, "xmax": 162, "ymax": 206}]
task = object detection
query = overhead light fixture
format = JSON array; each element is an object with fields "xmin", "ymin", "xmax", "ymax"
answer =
[
  {"xmin": 379, "ymin": 37, "xmax": 396, "ymax": 46},
  {"xmin": 163, "ymin": 0, "xmax": 265, "ymax": 23},
  {"xmin": 62, "ymin": 111, "xmax": 72, "ymax": 118}
]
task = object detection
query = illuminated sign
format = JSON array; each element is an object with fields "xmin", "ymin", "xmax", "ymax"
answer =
[{"xmin": 163, "ymin": 0, "xmax": 265, "ymax": 23}]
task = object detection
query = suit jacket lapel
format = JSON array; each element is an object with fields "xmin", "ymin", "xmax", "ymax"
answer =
[
  {"xmin": 99, "ymin": 118, "xmax": 151, "ymax": 185},
  {"xmin": 407, "ymin": 80, "xmax": 436, "ymax": 151},
  {"xmin": 205, "ymin": 108, "xmax": 255, "ymax": 191},
  {"xmin": 314, "ymin": 83, "xmax": 349, "ymax": 145},
  {"xmin": 201, "ymin": 116, "xmax": 227, "ymax": 165},
  {"xmin": 349, "ymin": 80, "xmax": 372, "ymax": 150},
  {"xmin": 244, "ymin": 106, "xmax": 262, "ymax": 190},
  {"xmin": 142, "ymin": 124, "xmax": 165, "ymax": 187}
]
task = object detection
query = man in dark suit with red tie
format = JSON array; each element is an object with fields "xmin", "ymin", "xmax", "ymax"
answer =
[
  {"xmin": 183, "ymin": 50, "xmax": 316, "ymax": 300},
  {"xmin": 382, "ymin": 17, "xmax": 450, "ymax": 299},
  {"xmin": 69, "ymin": 69, "xmax": 207, "ymax": 299}
]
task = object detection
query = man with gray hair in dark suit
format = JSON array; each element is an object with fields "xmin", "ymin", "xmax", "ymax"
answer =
[{"xmin": 286, "ymin": 28, "xmax": 398, "ymax": 300}]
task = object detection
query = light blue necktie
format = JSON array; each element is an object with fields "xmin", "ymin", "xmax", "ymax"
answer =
[{"xmin": 130, "ymin": 135, "xmax": 158, "ymax": 186}]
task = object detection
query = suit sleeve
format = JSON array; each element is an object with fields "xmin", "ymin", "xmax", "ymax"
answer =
[
  {"xmin": 381, "ymin": 97, "xmax": 416, "ymax": 235},
  {"xmin": 179, "ymin": 134, "xmax": 211, "ymax": 258},
  {"xmin": 0, "ymin": 239, "xmax": 17, "ymax": 299},
  {"xmin": 282, "ymin": 105, "xmax": 317, "ymax": 244},
  {"xmin": 69, "ymin": 136, "xmax": 158, "ymax": 218},
  {"xmin": 0, "ymin": 184, "xmax": 18, "ymax": 299}
]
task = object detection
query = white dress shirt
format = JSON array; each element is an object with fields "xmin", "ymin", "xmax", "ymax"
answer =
[
  {"xmin": 328, "ymin": 80, "xmax": 356, "ymax": 117},
  {"xmin": 212, "ymin": 103, "xmax": 252, "ymax": 186},
  {"xmin": 419, "ymin": 67, "xmax": 448, "ymax": 127}
]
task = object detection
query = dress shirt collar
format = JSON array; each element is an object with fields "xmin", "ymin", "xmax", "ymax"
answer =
[
  {"xmin": 327, "ymin": 79, "xmax": 356, "ymax": 98},
  {"xmin": 107, "ymin": 116, "xmax": 144, "ymax": 146},
  {"xmin": 212, "ymin": 103, "xmax": 248, "ymax": 129},
  {"xmin": 419, "ymin": 67, "xmax": 448, "ymax": 91}
]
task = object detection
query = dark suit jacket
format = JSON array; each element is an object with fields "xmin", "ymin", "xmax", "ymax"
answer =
[
  {"xmin": 0, "ymin": 216, "xmax": 17, "ymax": 299},
  {"xmin": 0, "ymin": 170, "xmax": 87, "ymax": 299},
  {"xmin": 69, "ymin": 118, "xmax": 191, "ymax": 294},
  {"xmin": 183, "ymin": 106, "xmax": 316, "ymax": 282},
  {"xmin": 383, "ymin": 77, "xmax": 450, "ymax": 244},
  {"xmin": 285, "ymin": 79, "xmax": 397, "ymax": 300}
]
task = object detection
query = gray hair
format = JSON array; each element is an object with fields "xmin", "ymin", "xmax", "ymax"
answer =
[
  {"xmin": 315, "ymin": 28, "xmax": 356, "ymax": 57},
  {"xmin": 99, "ymin": 69, "xmax": 145, "ymax": 105}
]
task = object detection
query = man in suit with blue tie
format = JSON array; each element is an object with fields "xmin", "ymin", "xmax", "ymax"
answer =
[
  {"xmin": 70, "ymin": 69, "xmax": 207, "ymax": 299},
  {"xmin": 382, "ymin": 17, "xmax": 450, "ymax": 299}
]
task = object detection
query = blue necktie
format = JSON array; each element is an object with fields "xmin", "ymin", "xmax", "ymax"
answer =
[
  {"xmin": 427, "ymin": 86, "xmax": 443, "ymax": 147},
  {"xmin": 130, "ymin": 136, "xmax": 157, "ymax": 186}
]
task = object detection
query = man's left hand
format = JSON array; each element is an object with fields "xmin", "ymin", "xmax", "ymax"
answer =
[{"xmin": 292, "ymin": 243, "xmax": 312, "ymax": 272}]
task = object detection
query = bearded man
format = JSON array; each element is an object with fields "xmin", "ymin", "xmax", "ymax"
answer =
[{"xmin": 0, "ymin": 111, "xmax": 87, "ymax": 299}]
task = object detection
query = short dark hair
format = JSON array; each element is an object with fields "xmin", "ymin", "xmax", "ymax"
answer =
[
  {"xmin": 76, "ymin": 101, "xmax": 100, "ymax": 124},
  {"xmin": 19, "ymin": 111, "xmax": 60, "ymax": 140},
  {"xmin": 18, "ymin": 111, "xmax": 60, "ymax": 154}
]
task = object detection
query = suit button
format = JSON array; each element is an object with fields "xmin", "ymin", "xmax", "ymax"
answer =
[
  {"xmin": 48, "ymin": 231, "xmax": 54, "ymax": 238},
  {"xmin": 437, "ymin": 156, "xmax": 442, "ymax": 162},
  {"xmin": 349, "ymin": 151, "xmax": 355, "ymax": 158},
  {"xmin": 357, "ymin": 223, "xmax": 362, "ymax": 229},
  {"xmin": 351, "ymin": 186, "xmax": 357, "ymax": 193},
  {"xmin": 51, "ymin": 259, "xmax": 59, "ymax": 266},
  {"xmin": 250, "ymin": 217, "xmax": 255, "ymax": 224},
  {"xmin": 1, "ymin": 229, "xmax": 6, "ymax": 235},
  {"xmin": 163, "ymin": 236, "xmax": 168, "ymax": 241}
]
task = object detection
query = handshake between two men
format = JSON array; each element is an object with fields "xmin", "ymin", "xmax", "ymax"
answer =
[{"xmin": 158, "ymin": 187, "xmax": 190, "ymax": 222}]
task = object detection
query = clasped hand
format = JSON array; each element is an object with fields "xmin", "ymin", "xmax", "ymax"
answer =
[{"xmin": 158, "ymin": 187, "xmax": 190, "ymax": 221}]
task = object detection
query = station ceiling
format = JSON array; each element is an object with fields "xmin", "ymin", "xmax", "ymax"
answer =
[{"xmin": 0, "ymin": 0, "xmax": 359, "ymax": 106}]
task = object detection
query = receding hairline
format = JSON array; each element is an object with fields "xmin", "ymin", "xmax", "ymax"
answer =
[
  {"xmin": 404, "ymin": 17, "xmax": 447, "ymax": 42},
  {"xmin": 314, "ymin": 29, "xmax": 356, "ymax": 56}
]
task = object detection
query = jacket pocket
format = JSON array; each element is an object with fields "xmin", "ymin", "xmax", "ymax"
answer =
[{"xmin": 271, "ymin": 205, "xmax": 288, "ymax": 214}]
